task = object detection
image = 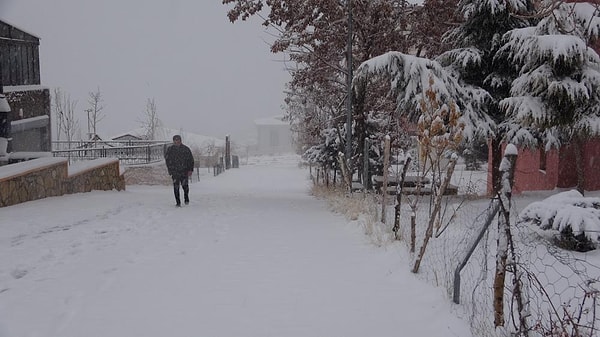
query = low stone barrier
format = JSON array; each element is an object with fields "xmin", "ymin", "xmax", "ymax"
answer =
[
  {"xmin": 0, "ymin": 157, "xmax": 125, "ymax": 207},
  {"xmin": 64, "ymin": 158, "xmax": 125, "ymax": 194}
]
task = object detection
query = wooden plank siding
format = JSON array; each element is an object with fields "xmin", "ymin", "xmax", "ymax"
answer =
[{"xmin": 0, "ymin": 20, "xmax": 41, "ymax": 88}]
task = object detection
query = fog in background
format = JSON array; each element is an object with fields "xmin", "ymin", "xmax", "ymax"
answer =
[{"xmin": 1, "ymin": 0, "xmax": 290, "ymax": 143}]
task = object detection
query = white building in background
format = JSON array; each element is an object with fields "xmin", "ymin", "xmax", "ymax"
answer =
[{"xmin": 254, "ymin": 115, "xmax": 294, "ymax": 155}]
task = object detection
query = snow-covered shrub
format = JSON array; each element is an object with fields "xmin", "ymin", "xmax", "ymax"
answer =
[{"xmin": 517, "ymin": 190, "xmax": 600, "ymax": 251}]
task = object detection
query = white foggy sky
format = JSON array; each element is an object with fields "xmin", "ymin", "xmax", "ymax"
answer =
[{"xmin": 1, "ymin": 0, "xmax": 291, "ymax": 142}]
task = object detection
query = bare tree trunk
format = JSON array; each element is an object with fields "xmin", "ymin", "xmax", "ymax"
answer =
[
  {"xmin": 490, "ymin": 135, "xmax": 503, "ymax": 196},
  {"xmin": 412, "ymin": 156, "xmax": 457, "ymax": 273},
  {"xmin": 493, "ymin": 147, "xmax": 518, "ymax": 327},
  {"xmin": 363, "ymin": 138, "xmax": 371, "ymax": 190},
  {"xmin": 354, "ymin": 83, "xmax": 367, "ymax": 182},
  {"xmin": 393, "ymin": 156, "xmax": 412, "ymax": 239},
  {"xmin": 337, "ymin": 152, "xmax": 352, "ymax": 191},
  {"xmin": 410, "ymin": 213, "xmax": 416, "ymax": 253},
  {"xmin": 87, "ymin": 87, "xmax": 104, "ymax": 138},
  {"xmin": 381, "ymin": 136, "xmax": 391, "ymax": 223},
  {"xmin": 140, "ymin": 97, "xmax": 160, "ymax": 140},
  {"xmin": 574, "ymin": 134, "xmax": 585, "ymax": 196}
]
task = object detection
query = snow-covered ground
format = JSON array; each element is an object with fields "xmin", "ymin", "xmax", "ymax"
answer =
[{"xmin": 0, "ymin": 154, "xmax": 473, "ymax": 337}]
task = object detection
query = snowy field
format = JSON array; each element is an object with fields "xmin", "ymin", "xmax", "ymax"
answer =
[{"xmin": 0, "ymin": 154, "xmax": 474, "ymax": 337}]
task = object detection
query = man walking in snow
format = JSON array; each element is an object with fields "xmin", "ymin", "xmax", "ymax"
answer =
[{"xmin": 164, "ymin": 134, "xmax": 194, "ymax": 207}]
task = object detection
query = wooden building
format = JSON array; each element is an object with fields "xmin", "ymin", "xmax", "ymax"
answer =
[
  {"xmin": 0, "ymin": 19, "xmax": 41, "ymax": 88},
  {"xmin": 0, "ymin": 19, "xmax": 51, "ymax": 154}
]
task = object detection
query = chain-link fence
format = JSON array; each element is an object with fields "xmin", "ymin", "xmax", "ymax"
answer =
[{"xmin": 390, "ymin": 193, "xmax": 600, "ymax": 337}]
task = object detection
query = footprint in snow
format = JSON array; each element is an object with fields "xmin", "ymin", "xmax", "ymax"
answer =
[{"xmin": 11, "ymin": 268, "xmax": 28, "ymax": 279}]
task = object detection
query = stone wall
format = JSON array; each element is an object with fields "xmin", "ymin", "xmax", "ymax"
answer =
[
  {"xmin": 65, "ymin": 159, "xmax": 126, "ymax": 194},
  {"xmin": 0, "ymin": 157, "xmax": 66, "ymax": 206},
  {"xmin": 124, "ymin": 162, "xmax": 171, "ymax": 186},
  {"xmin": 0, "ymin": 157, "xmax": 125, "ymax": 207}
]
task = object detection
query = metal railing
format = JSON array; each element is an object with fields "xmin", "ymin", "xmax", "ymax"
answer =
[{"xmin": 52, "ymin": 140, "xmax": 169, "ymax": 165}]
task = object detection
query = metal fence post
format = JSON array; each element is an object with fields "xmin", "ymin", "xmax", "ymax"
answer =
[{"xmin": 453, "ymin": 200, "xmax": 500, "ymax": 304}]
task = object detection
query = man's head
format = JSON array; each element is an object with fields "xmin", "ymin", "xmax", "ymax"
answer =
[{"xmin": 173, "ymin": 135, "xmax": 182, "ymax": 145}]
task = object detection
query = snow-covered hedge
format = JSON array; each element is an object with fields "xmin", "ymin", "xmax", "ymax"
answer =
[{"xmin": 517, "ymin": 190, "xmax": 600, "ymax": 251}]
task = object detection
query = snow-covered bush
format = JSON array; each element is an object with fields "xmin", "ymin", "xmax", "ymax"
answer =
[
  {"xmin": 302, "ymin": 127, "xmax": 341, "ymax": 170},
  {"xmin": 517, "ymin": 190, "xmax": 600, "ymax": 251}
]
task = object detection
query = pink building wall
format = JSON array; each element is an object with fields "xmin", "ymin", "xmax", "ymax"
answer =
[
  {"xmin": 487, "ymin": 138, "xmax": 600, "ymax": 194},
  {"xmin": 487, "ymin": 145, "xmax": 559, "ymax": 195},
  {"xmin": 556, "ymin": 139, "xmax": 600, "ymax": 191}
]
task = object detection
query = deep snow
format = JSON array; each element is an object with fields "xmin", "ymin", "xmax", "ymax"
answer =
[{"xmin": 0, "ymin": 155, "xmax": 472, "ymax": 337}]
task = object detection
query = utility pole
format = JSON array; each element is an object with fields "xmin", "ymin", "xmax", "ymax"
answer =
[
  {"xmin": 0, "ymin": 52, "xmax": 3, "ymax": 94},
  {"xmin": 85, "ymin": 108, "xmax": 92, "ymax": 139},
  {"xmin": 345, "ymin": 0, "xmax": 353, "ymax": 163}
]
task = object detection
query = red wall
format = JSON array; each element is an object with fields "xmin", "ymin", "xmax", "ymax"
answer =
[
  {"xmin": 487, "ymin": 138, "xmax": 600, "ymax": 194},
  {"xmin": 558, "ymin": 138, "xmax": 600, "ymax": 191},
  {"xmin": 513, "ymin": 147, "xmax": 560, "ymax": 193},
  {"xmin": 487, "ymin": 145, "xmax": 559, "ymax": 195}
]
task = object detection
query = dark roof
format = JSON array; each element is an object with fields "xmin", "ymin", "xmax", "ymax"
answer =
[
  {"xmin": 0, "ymin": 19, "xmax": 40, "ymax": 45},
  {"xmin": 112, "ymin": 134, "xmax": 143, "ymax": 141}
]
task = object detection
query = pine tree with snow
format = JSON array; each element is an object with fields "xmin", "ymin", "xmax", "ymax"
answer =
[
  {"xmin": 302, "ymin": 127, "xmax": 344, "ymax": 185},
  {"xmin": 499, "ymin": 1, "xmax": 600, "ymax": 193},
  {"xmin": 353, "ymin": 1, "xmax": 539, "ymax": 194},
  {"xmin": 438, "ymin": 0, "xmax": 537, "ymax": 193},
  {"xmin": 354, "ymin": 52, "xmax": 494, "ymax": 139}
]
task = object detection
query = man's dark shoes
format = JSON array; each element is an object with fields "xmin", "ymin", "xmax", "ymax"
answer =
[{"xmin": 184, "ymin": 196, "xmax": 189, "ymax": 205}]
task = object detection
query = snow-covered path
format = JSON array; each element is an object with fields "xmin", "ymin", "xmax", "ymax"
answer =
[{"xmin": 0, "ymin": 156, "xmax": 472, "ymax": 337}]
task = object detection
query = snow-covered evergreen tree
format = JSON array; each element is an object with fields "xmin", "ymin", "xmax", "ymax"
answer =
[
  {"xmin": 500, "ymin": 1, "xmax": 600, "ymax": 146},
  {"xmin": 354, "ymin": 0, "xmax": 538, "ymax": 193},
  {"xmin": 353, "ymin": 52, "xmax": 493, "ymax": 142},
  {"xmin": 499, "ymin": 1, "xmax": 600, "ymax": 192},
  {"xmin": 359, "ymin": 107, "xmax": 415, "ymax": 185},
  {"xmin": 439, "ymin": 0, "xmax": 536, "ymax": 193},
  {"xmin": 302, "ymin": 127, "xmax": 344, "ymax": 182}
]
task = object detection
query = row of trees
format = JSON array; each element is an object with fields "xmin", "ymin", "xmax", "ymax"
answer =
[
  {"xmin": 53, "ymin": 88, "xmax": 162, "ymax": 144},
  {"xmin": 224, "ymin": 0, "xmax": 600, "ymax": 194},
  {"xmin": 224, "ymin": 2, "xmax": 600, "ymax": 335}
]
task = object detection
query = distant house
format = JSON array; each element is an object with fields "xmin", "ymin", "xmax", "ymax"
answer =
[
  {"xmin": 0, "ymin": 19, "xmax": 51, "ymax": 153},
  {"xmin": 254, "ymin": 115, "xmax": 294, "ymax": 155},
  {"xmin": 111, "ymin": 133, "xmax": 143, "ymax": 143}
]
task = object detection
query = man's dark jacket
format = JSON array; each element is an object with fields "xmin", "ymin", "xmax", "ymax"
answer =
[{"xmin": 165, "ymin": 144, "xmax": 194, "ymax": 176}]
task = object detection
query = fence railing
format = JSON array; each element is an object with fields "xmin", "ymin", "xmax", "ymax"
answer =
[{"xmin": 52, "ymin": 141, "xmax": 169, "ymax": 165}]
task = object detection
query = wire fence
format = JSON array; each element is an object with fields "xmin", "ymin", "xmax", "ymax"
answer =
[{"xmin": 391, "ymin": 194, "xmax": 600, "ymax": 337}]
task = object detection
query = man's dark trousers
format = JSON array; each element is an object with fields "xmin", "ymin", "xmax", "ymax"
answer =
[{"xmin": 172, "ymin": 174, "xmax": 189, "ymax": 205}]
